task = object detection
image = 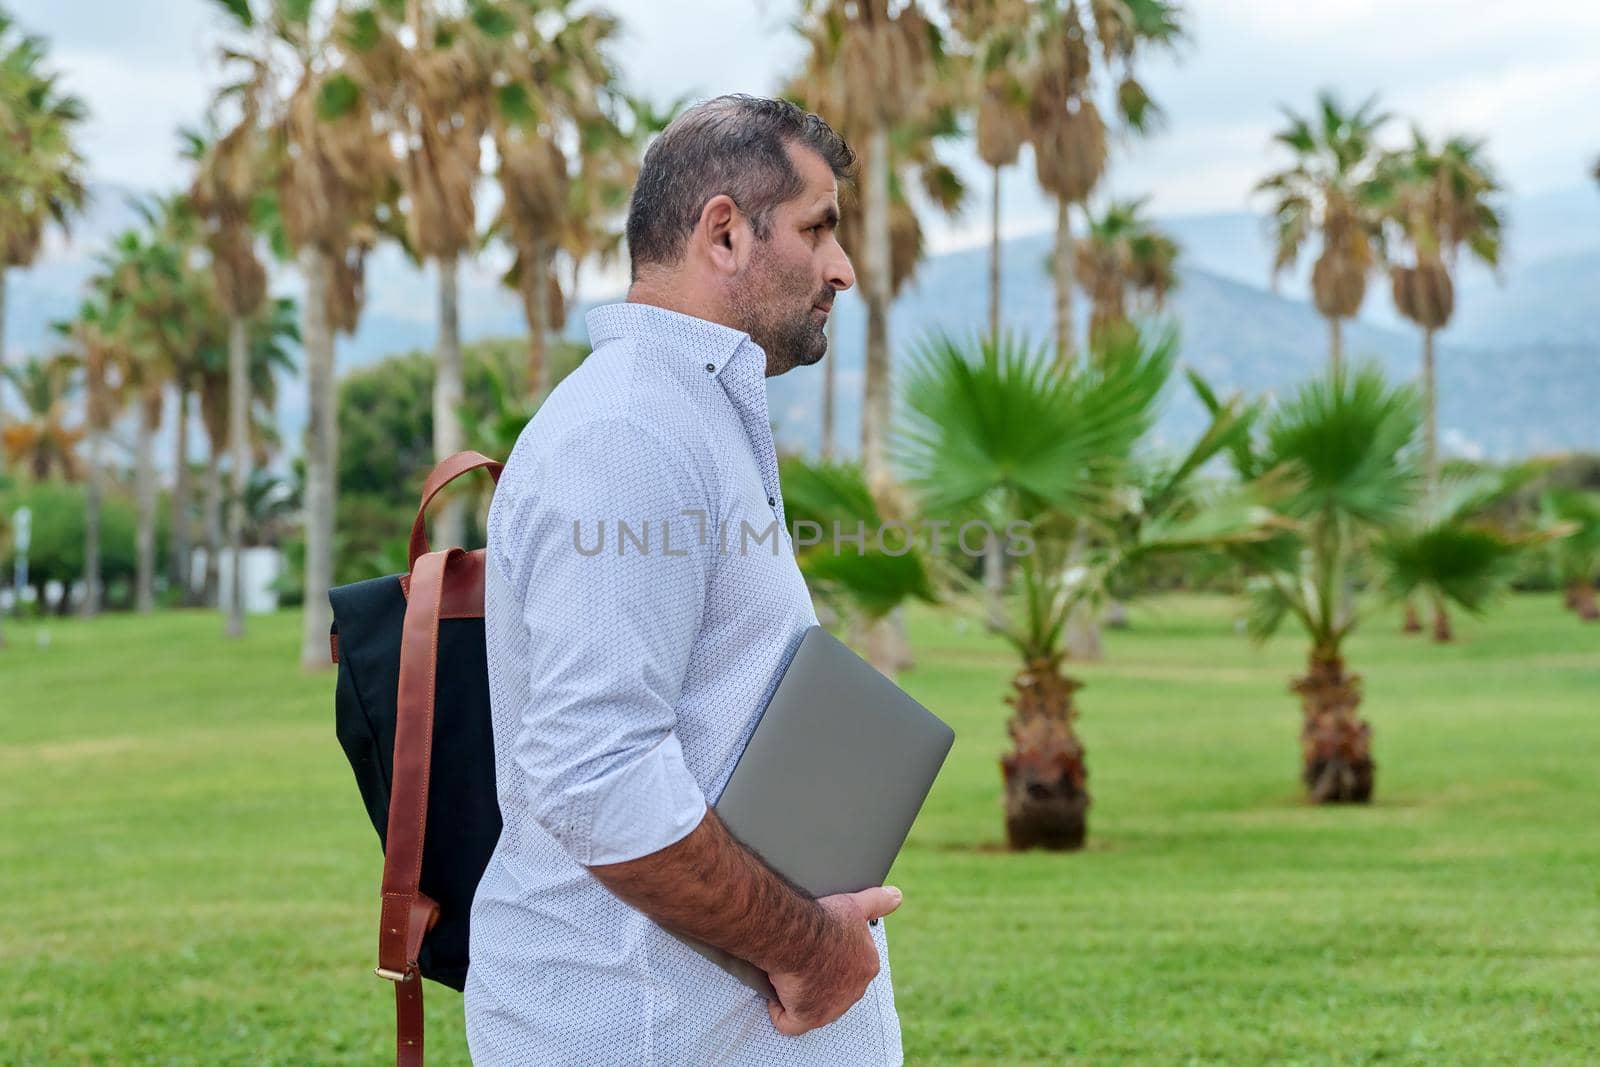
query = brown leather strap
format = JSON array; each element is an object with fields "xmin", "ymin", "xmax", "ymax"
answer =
[
  {"xmin": 408, "ymin": 451, "xmax": 505, "ymax": 568},
  {"xmin": 377, "ymin": 547, "xmax": 460, "ymax": 1065}
]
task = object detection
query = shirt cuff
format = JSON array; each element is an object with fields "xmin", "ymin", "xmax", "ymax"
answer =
[{"xmin": 581, "ymin": 731, "xmax": 708, "ymax": 867}]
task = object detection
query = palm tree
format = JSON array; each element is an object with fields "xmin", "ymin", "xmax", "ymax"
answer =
[
  {"xmin": 1028, "ymin": 0, "xmax": 1183, "ymax": 367},
  {"xmin": 341, "ymin": 0, "xmax": 495, "ymax": 554},
  {"xmin": 94, "ymin": 220, "xmax": 199, "ymax": 614},
  {"xmin": 55, "ymin": 296, "xmax": 126, "ymax": 616},
  {"xmin": 1380, "ymin": 469, "xmax": 1540, "ymax": 642},
  {"xmin": 195, "ymin": 296, "xmax": 296, "ymax": 614},
  {"xmin": 1378, "ymin": 130, "xmax": 1505, "ymax": 486},
  {"xmin": 211, "ymin": 0, "xmax": 395, "ymax": 667},
  {"xmin": 798, "ymin": 0, "xmax": 942, "ymax": 498},
  {"xmin": 778, "ymin": 455, "xmax": 938, "ymax": 677},
  {"xmin": 186, "ymin": 107, "xmax": 273, "ymax": 634},
  {"xmin": 476, "ymin": 0, "xmax": 622, "ymax": 401},
  {"xmin": 894, "ymin": 328, "xmax": 1266, "ymax": 847},
  {"xmin": 0, "ymin": 352, "xmax": 81, "ymax": 479},
  {"xmin": 0, "ymin": 8, "xmax": 87, "ymax": 433},
  {"xmin": 1542, "ymin": 488, "xmax": 1600, "ymax": 621},
  {"xmin": 1257, "ymin": 91, "xmax": 1390, "ymax": 371},
  {"xmin": 948, "ymin": 0, "xmax": 1032, "ymax": 344},
  {"xmin": 1217, "ymin": 362, "xmax": 1440, "ymax": 803},
  {"xmin": 1075, "ymin": 196, "xmax": 1179, "ymax": 353}
]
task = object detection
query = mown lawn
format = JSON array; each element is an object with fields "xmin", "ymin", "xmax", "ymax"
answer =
[{"xmin": 1, "ymin": 593, "xmax": 1596, "ymax": 1065}]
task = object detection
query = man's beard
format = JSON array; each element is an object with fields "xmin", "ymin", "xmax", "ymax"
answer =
[{"xmin": 729, "ymin": 253, "xmax": 833, "ymax": 375}]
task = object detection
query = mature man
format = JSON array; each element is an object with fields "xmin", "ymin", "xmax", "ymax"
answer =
[{"xmin": 465, "ymin": 95, "xmax": 906, "ymax": 1064}]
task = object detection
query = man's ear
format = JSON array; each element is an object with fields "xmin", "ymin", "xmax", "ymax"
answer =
[{"xmin": 697, "ymin": 194, "xmax": 747, "ymax": 277}]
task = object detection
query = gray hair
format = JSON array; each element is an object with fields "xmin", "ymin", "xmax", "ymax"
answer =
[{"xmin": 625, "ymin": 94, "xmax": 855, "ymax": 279}]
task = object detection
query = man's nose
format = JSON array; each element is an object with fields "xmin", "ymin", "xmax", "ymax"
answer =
[{"xmin": 828, "ymin": 242, "xmax": 855, "ymax": 293}]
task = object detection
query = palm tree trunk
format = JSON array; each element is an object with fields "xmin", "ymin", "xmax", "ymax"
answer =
[
  {"xmin": 1052, "ymin": 198, "xmax": 1075, "ymax": 368},
  {"xmin": 83, "ymin": 406, "xmax": 102, "ymax": 618},
  {"xmin": 821, "ymin": 310, "xmax": 837, "ymax": 460},
  {"xmin": 299, "ymin": 245, "xmax": 337, "ymax": 669},
  {"xmin": 1402, "ymin": 600, "xmax": 1422, "ymax": 633},
  {"xmin": 860, "ymin": 124, "xmax": 892, "ymax": 497},
  {"xmin": 1571, "ymin": 581, "xmax": 1599, "ymax": 621},
  {"xmin": 1430, "ymin": 597, "xmax": 1452, "ymax": 642},
  {"xmin": 0, "ymin": 268, "xmax": 7, "ymax": 441},
  {"xmin": 526, "ymin": 239, "xmax": 549, "ymax": 400},
  {"xmin": 170, "ymin": 384, "xmax": 193, "ymax": 605},
  {"xmin": 1001, "ymin": 656, "xmax": 1089, "ymax": 850},
  {"xmin": 1421, "ymin": 326, "xmax": 1437, "ymax": 487},
  {"xmin": 1327, "ymin": 316, "xmax": 1343, "ymax": 373},
  {"xmin": 1294, "ymin": 650, "xmax": 1373, "ymax": 803},
  {"xmin": 434, "ymin": 253, "xmax": 466, "ymax": 551},
  {"xmin": 203, "ymin": 446, "xmax": 222, "ymax": 609},
  {"xmin": 135, "ymin": 390, "xmax": 157, "ymax": 614},
  {"xmin": 988, "ymin": 162, "xmax": 1002, "ymax": 346},
  {"xmin": 984, "ymin": 534, "xmax": 1006, "ymax": 629},
  {"xmin": 227, "ymin": 314, "xmax": 249, "ymax": 639}
]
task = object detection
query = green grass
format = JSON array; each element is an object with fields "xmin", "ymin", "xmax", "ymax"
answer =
[{"xmin": 1, "ymin": 593, "xmax": 1597, "ymax": 1065}]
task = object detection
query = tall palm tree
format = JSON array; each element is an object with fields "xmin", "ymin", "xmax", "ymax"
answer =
[
  {"xmin": 798, "ymin": 0, "xmax": 941, "ymax": 498},
  {"xmin": 342, "ymin": 0, "xmax": 493, "ymax": 554},
  {"xmin": 1075, "ymin": 196, "xmax": 1179, "ymax": 353},
  {"xmin": 195, "ymin": 296, "xmax": 296, "ymax": 614},
  {"xmin": 1378, "ymin": 130, "xmax": 1505, "ymax": 485},
  {"xmin": 475, "ymin": 0, "xmax": 622, "ymax": 401},
  {"xmin": 0, "ymin": 352, "xmax": 81, "ymax": 479},
  {"xmin": 1256, "ymin": 91, "xmax": 1390, "ymax": 371},
  {"xmin": 55, "ymin": 296, "xmax": 126, "ymax": 616},
  {"xmin": 213, "ymin": 0, "xmax": 395, "ymax": 667},
  {"xmin": 0, "ymin": 7, "xmax": 87, "ymax": 434},
  {"xmin": 94, "ymin": 220, "xmax": 198, "ymax": 614},
  {"xmin": 1028, "ymin": 0, "xmax": 1183, "ymax": 367},
  {"xmin": 948, "ymin": 0, "xmax": 1032, "ymax": 344}
]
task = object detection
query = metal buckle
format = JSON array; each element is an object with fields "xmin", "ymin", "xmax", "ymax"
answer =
[{"xmin": 374, "ymin": 966, "xmax": 411, "ymax": 982}]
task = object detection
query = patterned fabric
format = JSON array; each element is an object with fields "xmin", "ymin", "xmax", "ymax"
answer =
[{"xmin": 465, "ymin": 302, "xmax": 903, "ymax": 1065}]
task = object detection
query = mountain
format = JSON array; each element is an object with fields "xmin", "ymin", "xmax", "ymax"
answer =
[{"xmin": 4, "ymin": 185, "xmax": 1596, "ymax": 468}]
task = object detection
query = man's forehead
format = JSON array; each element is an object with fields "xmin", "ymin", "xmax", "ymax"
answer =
[{"xmin": 786, "ymin": 141, "xmax": 839, "ymax": 202}]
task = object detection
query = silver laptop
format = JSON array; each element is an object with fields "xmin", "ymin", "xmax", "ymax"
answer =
[{"xmin": 669, "ymin": 624, "xmax": 956, "ymax": 998}]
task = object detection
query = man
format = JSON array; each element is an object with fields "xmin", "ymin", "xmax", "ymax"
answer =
[{"xmin": 466, "ymin": 94, "xmax": 906, "ymax": 1064}]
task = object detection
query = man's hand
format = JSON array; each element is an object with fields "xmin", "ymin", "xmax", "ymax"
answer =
[{"xmin": 765, "ymin": 885, "xmax": 904, "ymax": 1037}]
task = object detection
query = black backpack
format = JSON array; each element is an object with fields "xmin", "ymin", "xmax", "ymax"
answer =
[{"xmin": 329, "ymin": 451, "xmax": 504, "ymax": 1067}]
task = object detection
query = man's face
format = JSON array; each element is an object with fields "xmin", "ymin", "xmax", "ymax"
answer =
[{"xmin": 726, "ymin": 144, "xmax": 856, "ymax": 376}]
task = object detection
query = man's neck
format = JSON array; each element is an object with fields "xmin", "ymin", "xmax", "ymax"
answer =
[{"xmin": 624, "ymin": 280, "xmax": 729, "ymax": 330}]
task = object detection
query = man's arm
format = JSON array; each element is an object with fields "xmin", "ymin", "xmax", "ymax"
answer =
[{"xmin": 589, "ymin": 805, "xmax": 903, "ymax": 1035}]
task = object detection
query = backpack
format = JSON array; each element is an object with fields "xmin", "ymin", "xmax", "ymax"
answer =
[{"xmin": 329, "ymin": 450, "xmax": 504, "ymax": 1066}]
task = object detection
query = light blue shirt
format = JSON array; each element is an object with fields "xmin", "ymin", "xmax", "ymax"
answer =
[{"xmin": 466, "ymin": 302, "xmax": 903, "ymax": 1065}]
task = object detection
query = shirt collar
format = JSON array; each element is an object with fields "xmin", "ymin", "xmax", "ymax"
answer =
[{"xmin": 585, "ymin": 301, "xmax": 766, "ymax": 382}]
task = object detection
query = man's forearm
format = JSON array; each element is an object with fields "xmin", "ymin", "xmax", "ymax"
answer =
[{"xmin": 587, "ymin": 805, "xmax": 833, "ymax": 975}]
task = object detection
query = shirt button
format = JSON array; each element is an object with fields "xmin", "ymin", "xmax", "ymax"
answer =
[
  {"xmin": 704, "ymin": 362, "xmax": 716, "ymax": 373},
  {"xmin": 767, "ymin": 496, "xmax": 775, "ymax": 507}
]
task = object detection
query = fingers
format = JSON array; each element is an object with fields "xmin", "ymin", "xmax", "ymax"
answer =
[
  {"xmin": 768, "ymin": 998, "xmax": 811, "ymax": 1037},
  {"xmin": 850, "ymin": 884, "xmax": 904, "ymax": 922}
]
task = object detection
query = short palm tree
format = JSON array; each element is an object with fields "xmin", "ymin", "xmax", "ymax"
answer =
[
  {"xmin": 1076, "ymin": 196, "xmax": 1179, "ymax": 353},
  {"xmin": 1378, "ymin": 130, "xmax": 1505, "ymax": 485},
  {"xmin": 1217, "ymin": 362, "xmax": 1442, "ymax": 803},
  {"xmin": 896, "ymin": 329, "xmax": 1184, "ymax": 844},
  {"xmin": 0, "ymin": 8, "xmax": 86, "ymax": 429},
  {"xmin": 1257, "ymin": 91, "xmax": 1390, "ymax": 371},
  {"xmin": 1379, "ymin": 468, "xmax": 1541, "ymax": 642},
  {"xmin": 1542, "ymin": 489, "xmax": 1600, "ymax": 621},
  {"xmin": 55, "ymin": 296, "xmax": 125, "ymax": 616}
]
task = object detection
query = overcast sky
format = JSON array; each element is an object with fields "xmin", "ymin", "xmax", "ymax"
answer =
[{"xmin": 13, "ymin": 0, "xmax": 1600, "ymax": 263}]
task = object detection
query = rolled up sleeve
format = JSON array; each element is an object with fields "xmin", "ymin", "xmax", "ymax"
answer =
[{"xmin": 499, "ymin": 416, "xmax": 714, "ymax": 866}]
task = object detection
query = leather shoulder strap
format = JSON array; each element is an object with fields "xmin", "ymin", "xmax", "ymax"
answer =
[
  {"xmin": 375, "ymin": 546, "xmax": 462, "ymax": 1065},
  {"xmin": 408, "ymin": 452, "xmax": 504, "ymax": 569}
]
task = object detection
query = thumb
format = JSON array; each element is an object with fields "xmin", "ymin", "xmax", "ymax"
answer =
[{"xmin": 852, "ymin": 884, "xmax": 904, "ymax": 922}]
